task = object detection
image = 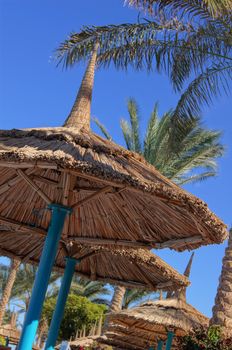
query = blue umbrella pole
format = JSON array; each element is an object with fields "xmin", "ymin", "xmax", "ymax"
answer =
[
  {"xmin": 18, "ymin": 203, "xmax": 72, "ymax": 350},
  {"xmin": 45, "ymin": 257, "xmax": 80, "ymax": 350}
]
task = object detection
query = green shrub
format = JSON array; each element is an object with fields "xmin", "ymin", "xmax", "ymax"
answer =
[
  {"xmin": 0, "ymin": 336, "xmax": 6, "ymax": 345},
  {"xmin": 42, "ymin": 294, "xmax": 107, "ymax": 341},
  {"xmin": 177, "ymin": 326, "xmax": 232, "ymax": 350}
]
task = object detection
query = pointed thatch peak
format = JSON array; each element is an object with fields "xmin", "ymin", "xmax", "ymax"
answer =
[
  {"xmin": 184, "ymin": 252, "xmax": 195, "ymax": 278},
  {"xmin": 63, "ymin": 43, "xmax": 99, "ymax": 130},
  {"xmin": 174, "ymin": 253, "xmax": 195, "ymax": 302}
]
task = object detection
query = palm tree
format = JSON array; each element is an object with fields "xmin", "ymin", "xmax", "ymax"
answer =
[
  {"xmin": 51, "ymin": 276, "xmax": 111, "ymax": 305},
  {"xmin": 55, "ymin": 3, "xmax": 232, "ymax": 128},
  {"xmin": 10, "ymin": 264, "xmax": 60, "ymax": 317},
  {"xmin": 210, "ymin": 229, "xmax": 232, "ymax": 335},
  {"xmin": 0, "ymin": 258, "xmax": 21, "ymax": 326},
  {"xmin": 122, "ymin": 288, "xmax": 156, "ymax": 309},
  {"xmin": 95, "ymin": 98, "xmax": 224, "ymax": 312},
  {"xmin": 94, "ymin": 98, "xmax": 224, "ymax": 185}
]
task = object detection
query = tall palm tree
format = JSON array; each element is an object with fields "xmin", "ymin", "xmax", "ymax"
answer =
[
  {"xmin": 210, "ymin": 229, "xmax": 232, "ymax": 335},
  {"xmin": 55, "ymin": 3, "xmax": 232, "ymax": 128},
  {"xmin": 95, "ymin": 98, "xmax": 224, "ymax": 312},
  {"xmin": 0, "ymin": 258, "xmax": 21, "ymax": 326},
  {"xmin": 94, "ymin": 99, "xmax": 224, "ymax": 185}
]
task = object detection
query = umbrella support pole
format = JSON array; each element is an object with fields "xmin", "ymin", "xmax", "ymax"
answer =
[
  {"xmin": 18, "ymin": 203, "xmax": 72, "ymax": 350},
  {"xmin": 156, "ymin": 340, "xmax": 163, "ymax": 350},
  {"xmin": 45, "ymin": 257, "xmax": 80, "ymax": 350},
  {"xmin": 165, "ymin": 331, "xmax": 174, "ymax": 350}
]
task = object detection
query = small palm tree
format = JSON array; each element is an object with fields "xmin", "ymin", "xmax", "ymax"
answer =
[
  {"xmin": 0, "ymin": 259, "xmax": 21, "ymax": 326},
  {"xmin": 94, "ymin": 98, "xmax": 224, "ymax": 185}
]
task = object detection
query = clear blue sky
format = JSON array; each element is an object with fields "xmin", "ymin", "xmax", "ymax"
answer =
[{"xmin": 0, "ymin": 0, "xmax": 231, "ymax": 318}]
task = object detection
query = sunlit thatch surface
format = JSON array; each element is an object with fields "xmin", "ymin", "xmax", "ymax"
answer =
[
  {"xmin": 102, "ymin": 299, "xmax": 209, "ymax": 349},
  {"xmin": 59, "ymin": 246, "xmax": 189, "ymax": 291},
  {"xmin": 0, "ymin": 127, "xmax": 227, "ymax": 261}
]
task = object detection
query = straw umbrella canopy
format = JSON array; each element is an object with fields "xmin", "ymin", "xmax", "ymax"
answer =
[
  {"xmin": 51, "ymin": 246, "xmax": 190, "ymax": 291},
  {"xmin": 101, "ymin": 254, "xmax": 209, "ymax": 350},
  {"xmin": 103, "ymin": 299, "xmax": 209, "ymax": 350},
  {"xmin": 0, "ymin": 244, "xmax": 190, "ymax": 292},
  {"xmin": 0, "ymin": 47, "xmax": 227, "ymax": 260}
]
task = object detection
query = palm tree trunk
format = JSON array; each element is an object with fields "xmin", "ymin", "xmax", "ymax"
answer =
[
  {"xmin": 110, "ymin": 286, "xmax": 126, "ymax": 313},
  {"xmin": 103, "ymin": 286, "xmax": 126, "ymax": 332},
  {"xmin": 210, "ymin": 230, "xmax": 232, "ymax": 332},
  {"xmin": 0, "ymin": 258, "xmax": 20, "ymax": 326},
  {"xmin": 36, "ymin": 318, "xmax": 48, "ymax": 349}
]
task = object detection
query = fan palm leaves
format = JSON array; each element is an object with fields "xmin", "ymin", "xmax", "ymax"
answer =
[
  {"xmin": 55, "ymin": 4, "xmax": 232, "ymax": 125},
  {"xmin": 94, "ymin": 98, "xmax": 224, "ymax": 185}
]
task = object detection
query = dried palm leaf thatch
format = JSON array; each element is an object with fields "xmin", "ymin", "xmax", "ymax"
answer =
[
  {"xmin": 102, "ymin": 299, "xmax": 209, "ymax": 349},
  {"xmin": 0, "ymin": 126, "xmax": 227, "ymax": 256},
  {"xmin": 0, "ymin": 241, "xmax": 189, "ymax": 291}
]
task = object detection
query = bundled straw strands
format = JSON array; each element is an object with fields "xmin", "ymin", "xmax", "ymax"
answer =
[
  {"xmin": 0, "ymin": 126, "xmax": 227, "ymax": 260},
  {"xmin": 103, "ymin": 299, "xmax": 209, "ymax": 349}
]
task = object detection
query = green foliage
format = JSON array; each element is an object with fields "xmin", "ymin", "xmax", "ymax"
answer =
[
  {"xmin": 178, "ymin": 326, "xmax": 232, "ymax": 350},
  {"xmin": 95, "ymin": 99, "xmax": 224, "ymax": 185},
  {"xmin": 42, "ymin": 294, "xmax": 107, "ymax": 341},
  {"xmin": 0, "ymin": 335, "xmax": 5, "ymax": 345},
  {"xmin": 10, "ymin": 263, "xmax": 60, "ymax": 313},
  {"xmin": 55, "ymin": 8, "xmax": 232, "ymax": 126},
  {"xmin": 70, "ymin": 277, "xmax": 111, "ymax": 305},
  {"xmin": 51, "ymin": 276, "xmax": 111, "ymax": 306},
  {"xmin": 125, "ymin": 0, "xmax": 232, "ymax": 19},
  {"xmin": 122, "ymin": 288, "xmax": 157, "ymax": 309}
]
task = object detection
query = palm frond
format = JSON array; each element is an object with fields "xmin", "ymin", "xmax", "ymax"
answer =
[
  {"xmin": 177, "ymin": 171, "xmax": 217, "ymax": 185},
  {"xmin": 120, "ymin": 119, "xmax": 133, "ymax": 150},
  {"xmin": 144, "ymin": 102, "xmax": 159, "ymax": 160},
  {"xmin": 147, "ymin": 111, "xmax": 171, "ymax": 166},
  {"xmin": 125, "ymin": 0, "xmax": 232, "ymax": 19},
  {"xmin": 122, "ymin": 289, "xmax": 155, "ymax": 309},
  {"xmin": 127, "ymin": 98, "xmax": 142, "ymax": 153},
  {"xmin": 92, "ymin": 117, "xmax": 113, "ymax": 140},
  {"xmin": 172, "ymin": 63, "xmax": 232, "ymax": 124}
]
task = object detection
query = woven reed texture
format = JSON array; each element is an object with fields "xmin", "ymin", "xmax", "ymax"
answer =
[
  {"xmin": 102, "ymin": 299, "xmax": 209, "ymax": 349},
  {"xmin": 0, "ymin": 127, "xmax": 227, "ymax": 260}
]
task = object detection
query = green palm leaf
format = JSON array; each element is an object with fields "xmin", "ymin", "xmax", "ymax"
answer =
[
  {"xmin": 125, "ymin": 0, "xmax": 232, "ymax": 18},
  {"xmin": 55, "ymin": 11, "xmax": 231, "ymax": 125},
  {"xmin": 173, "ymin": 63, "xmax": 232, "ymax": 123},
  {"xmin": 94, "ymin": 99, "xmax": 224, "ymax": 185},
  {"xmin": 127, "ymin": 98, "xmax": 142, "ymax": 153}
]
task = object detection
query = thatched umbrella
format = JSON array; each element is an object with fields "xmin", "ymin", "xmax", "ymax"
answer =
[
  {"xmin": 0, "ymin": 44, "xmax": 227, "ymax": 350},
  {"xmin": 56, "ymin": 246, "xmax": 190, "ymax": 292},
  {"xmin": 102, "ymin": 254, "xmax": 209, "ymax": 350},
  {"xmin": 44, "ymin": 245, "xmax": 189, "ymax": 350}
]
